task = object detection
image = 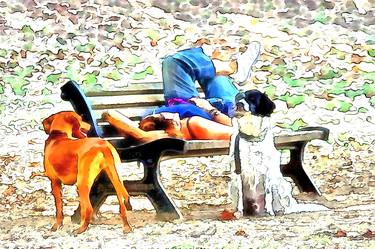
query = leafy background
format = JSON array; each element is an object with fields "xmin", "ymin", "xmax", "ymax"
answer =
[{"xmin": 0, "ymin": 0, "xmax": 374, "ymax": 248}]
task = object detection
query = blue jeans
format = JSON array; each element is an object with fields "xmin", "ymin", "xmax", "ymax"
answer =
[{"xmin": 162, "ymin": 47, "xmax": 239, "ymax": 117}]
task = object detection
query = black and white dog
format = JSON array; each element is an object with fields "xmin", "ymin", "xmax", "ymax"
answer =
[{"xmin": 230, "ymin": 90, "xmax": 327, "ymax": 216}]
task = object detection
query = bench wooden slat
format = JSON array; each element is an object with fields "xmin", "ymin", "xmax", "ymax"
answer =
[
  {"xmin": 89, "ymin": 94, "xmax": 165, "ymax": 110},
  {"xmin": 93, "ymin": 107, "xmax": 156, "ymax": 121},
  {"xmin": 86, "ymin": 82, "xmax": 205, "ymax": 98},
  {"xmin": 86, "ymin": 82, "xmax": 164, "ymax": 97}
]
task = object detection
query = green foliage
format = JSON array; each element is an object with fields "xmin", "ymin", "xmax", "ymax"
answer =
[
  {"xmin": 363, "ymin": 83, "xmax": 375, "ymax": 97},
  {"xmin": 105, "ymin": 70, "xmax": 122, "ymax": 81},
  {"xmin": 169, "ymin": 245, "xmax": 194, "ymax": 249},
  {"xmin": 368, "ymin": 48, "xmax": 375, "ymax": 57},
  {"xmin": 126, "ymin": 53, "xmax": 143, "ymax": 66},
  {"xmin": 338, "ymin": 101, "xmax": 352, "ymax": 112},
  {"xmin": 105, "ymin": 24, "xmax": 115, "ymax": 33},
  {"xmin": 314, "ymin": 8, "xmax": 329, "ymax": 24},
  {"xmin": 370, "ymin": 97, "xmax": 375, "ymax": 107},
  {"xmin": 264, "ymin": 0, "xmax": 275, "ymax": 11},
  {"xmin": 1, "ymin": 66, "xmax": 35, "ymax": 96},
  {"xmin": 0, "ymin": 49, "xmax": 7, "ymax": 58},
  {"xmin": 328, "ymin": 80, "xmax": 350, "ymax": 95},
  {"xmin": 3, "ymin": 75, "xmax": 29, "ymax": 96},
  {"xmin": 328, "ymin": 47, "xmax": 346, "ymax": 60},
  {"xmin": 146, "ymin": 29, "xmax": 160, "ymax": 41},
  {"xmin": 23, "ymin": 42, "xmax": 33, "ymax": 50},
  {"xmin": 75, "ymin": 43, "xmax": 95, "ymax": 53},
  {"xmin": 290, "ymin": 119, "xmax": 308, "ymax": 131},
  {"xmin": 337, "ymin": 132, "xmax": 348, "ymax": 142},
  {"xmin": 132, "ymin": 66, "xmax": 154, "ymax": 80},
  {"xmin": 303, "ymin": 233, "xmax": 332, "ymax": 247},
  {"xmin": 345, "ymin": 89, "xmax": 363, "ymax": 99},
  {"xmin": 15, "ymin": 66, "xmax": 34, "ymax": 78},
  {"xmin": 282, "ymin": 73, "xmax": 306, "ymax": 87},
  {"xmin": 272, "ymin": 64, "xmax": 287, "ymax": 76},
  {"xmin": 277, "ymin": 118, "xmax": 307, "ymax": 131},
  {"xmin": 279, "ymin": 92, "xmax": 305, "ymax": 108},
  {"xmin": 112, "ymin": 57, "xmax": 125, "ymax": 69},
  {"xmin": 319, "ymin": 68, "xmax": 339, "ymax": 80},
  {"xmin": 358, "ymin": 107, "xmax": 368, "ymax": 113},
  {"xmin": 216, "ymin": 16, "xmax": 228, "ymax": 24},
  {"xmin": 65, "ymin": 63, "xmax": 80, "ymax": 81},
  {"xmin": 264, "ymin": 84, "xmax": 276, "ymax": 99},
  {"xmin": 324, "ymin": 100, "xmax": 352, "ymax": 112},
  {"xmin": 270, "ymin": 45, "xmax": 281, "ymax": 56},
  {"xmin": 20, "ymin": 25, "xmax": 34, "ymax": 41},
  {"xmin": 172, "ymin": 35, "xmax": 186, "ymax": 46},
  {"xmin": 367, "ymin": 35, "xmax": 375, "ymax": 45},
  {"xmin": 83, "ymin": 71, "xmax": 99, "ymax": 85},
  {"xmin": 363, "ymin": 72, "xmax": 375, "ymax": 81},
  {"xmin": 324, "ymin": 100, "xmax": 336, "ymax": 111},
  {"xmin": 41, "ymin": 87, "xmax": 52, "ymax": 95},
  {"xmin": 46, "ymin": 73, "xmax": 63, "ymax": 84}
]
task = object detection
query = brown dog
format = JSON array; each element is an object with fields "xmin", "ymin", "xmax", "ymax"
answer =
[{"xmin": 42, "ymin": 111, "xmax": 132, "ymax": 234}]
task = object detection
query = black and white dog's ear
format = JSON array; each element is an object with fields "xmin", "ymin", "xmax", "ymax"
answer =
[{"xmin": 243, "ymin": 90, "xmax": 276, "ymax": 117}]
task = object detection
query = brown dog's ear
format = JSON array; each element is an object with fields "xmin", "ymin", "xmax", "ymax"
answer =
[
  {"xmin": 66, "ymin": 112, "xmax": 90, "ymax": 138},
  {"xmin": 42, "ymin": 114, "xmax": 56, "ymax": 134}
]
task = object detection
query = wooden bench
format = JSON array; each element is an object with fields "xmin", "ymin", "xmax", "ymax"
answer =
[{"xmin": 60, "ymin": 80, "xmax": 329, "ymax": 221}]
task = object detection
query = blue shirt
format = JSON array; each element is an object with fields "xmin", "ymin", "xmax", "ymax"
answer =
[{"xmin": 151, "ymin": 103, "xmax": 213, "ymax": 120}]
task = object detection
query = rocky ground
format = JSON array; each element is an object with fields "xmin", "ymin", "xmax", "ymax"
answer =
[{"xmin": 0, "ymin": 0, "xmax": 374, "ymax": 248}]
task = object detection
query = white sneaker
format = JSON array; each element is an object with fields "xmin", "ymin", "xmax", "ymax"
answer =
[{"xmin": 231, "ymin": 41, "xmax": 261, "ymax": 86}]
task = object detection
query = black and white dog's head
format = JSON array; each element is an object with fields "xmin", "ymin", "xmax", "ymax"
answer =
[{"xmin": 235, "ymin": 90, "xmax": 275, "ymax": 117}]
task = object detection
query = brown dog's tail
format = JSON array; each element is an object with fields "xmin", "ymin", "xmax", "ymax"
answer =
[{"xmin": 102, "ymin": 143, "xmax": 132, "ymax": 210}]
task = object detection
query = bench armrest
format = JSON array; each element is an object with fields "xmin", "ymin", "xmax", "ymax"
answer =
[{"xmin": 275, "ymin": 126, "xmax": 329, "ymax": 149}]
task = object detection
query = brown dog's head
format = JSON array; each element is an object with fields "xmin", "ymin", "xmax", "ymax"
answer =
[
  {"xmin": 43, "ymin": 111, "xmax": 91, "ymax": 139},
  {"xmin": 139, "ymin": 112, "xmax": 183, "ymax": 138}
]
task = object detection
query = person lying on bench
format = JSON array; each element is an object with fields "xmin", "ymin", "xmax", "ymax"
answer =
[
  {"xmin": 161, "ymin": 40, "xmax": 262, "ymax": 118},
  {"xmin": 103, "ymin": 41, "xmax": 275, "ymax": 142}
]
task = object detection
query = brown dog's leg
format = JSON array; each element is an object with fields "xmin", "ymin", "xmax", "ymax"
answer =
[
  {"xmin": 104, "ymin": 167, "xmax": 132, "ymax": 233},
  {"xmin": 50, "ymin": 179, "xmax": 64, "ymax": 231},
  {"xmin": 75, "ymin": 182, "xmax": 94, "ymax": 235}
]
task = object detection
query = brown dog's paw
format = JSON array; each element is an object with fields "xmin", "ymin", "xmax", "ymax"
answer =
[
  {"xmin": 72, "ymin": 226, "xmax": 88, "ymax": 235},
  {"xmin": 123, "ymin": 225, "xmax": 133, "ymax": 233},
  {"xmin": 51, "ymin": 223, "xmax": 62, "ymax": 231}
]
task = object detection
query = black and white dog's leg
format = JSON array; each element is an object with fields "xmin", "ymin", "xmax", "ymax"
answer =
[
  {"xmin": 229, "ymin": 115, "xmax": 268, "ymax": 216},
  {"xmin": 228, "ymin": 118, "xmax": 243, "ymax": 216}
]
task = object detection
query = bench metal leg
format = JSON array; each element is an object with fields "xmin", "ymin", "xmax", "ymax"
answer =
[
  {"xmin": 126, "ymin": 159, "xmax": 181, "ymax": 221},
  {"xmin": 281, "ymin": 142, "xmax": 321, "ymax": 195}
]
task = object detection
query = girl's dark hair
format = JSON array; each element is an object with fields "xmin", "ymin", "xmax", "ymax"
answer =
[{"xmin": 139, "ymin": 115, "xmax": 168, "ymax": 131}]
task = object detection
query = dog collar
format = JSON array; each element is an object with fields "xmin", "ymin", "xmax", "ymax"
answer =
[{"xmin": 49, "ymin": 130, "xmax": 68, "ymax": 137}]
